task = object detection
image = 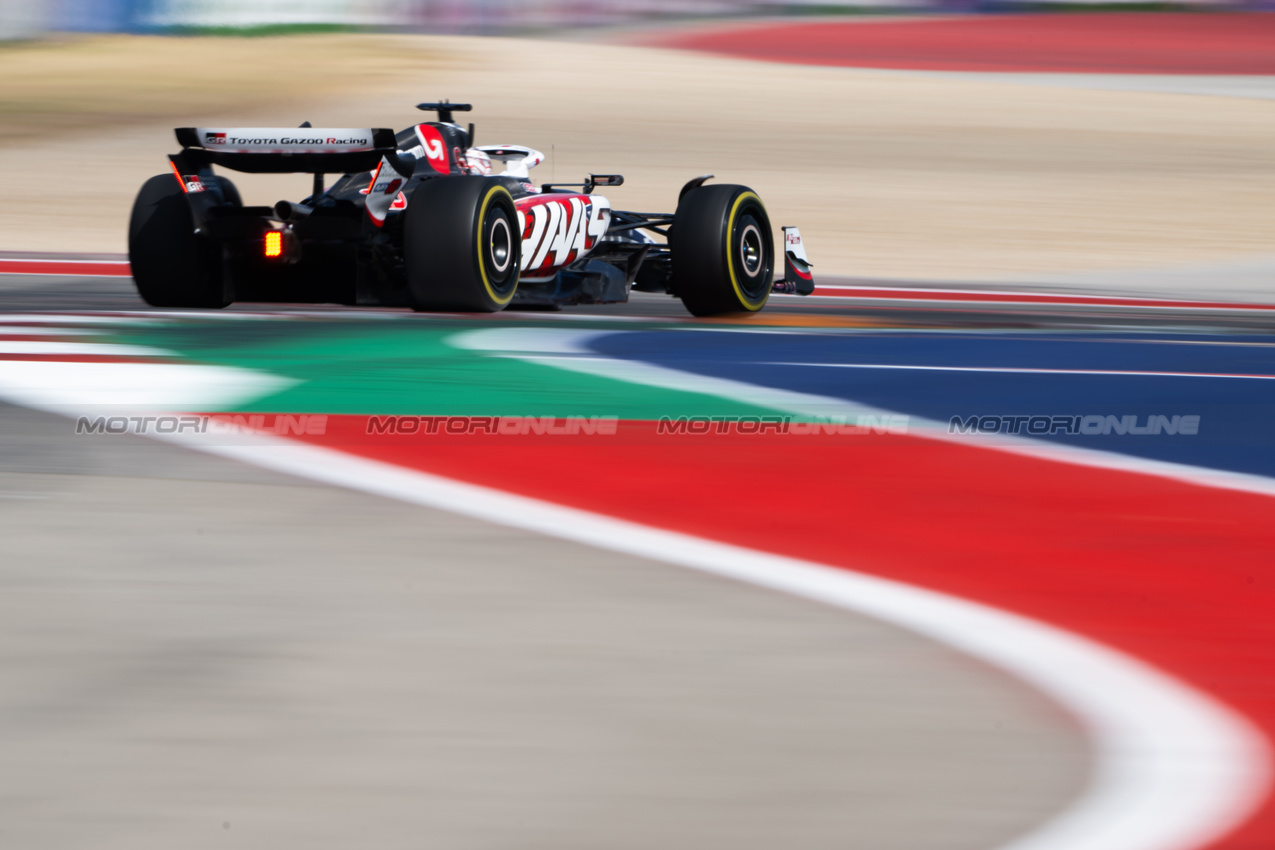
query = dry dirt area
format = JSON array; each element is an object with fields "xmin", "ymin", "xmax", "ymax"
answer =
[{"xmin": 1, "ymin": 32, "xmax": 1271, "ymax": 281}]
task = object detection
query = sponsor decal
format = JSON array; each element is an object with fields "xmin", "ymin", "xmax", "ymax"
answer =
[
  {"xmin": 414, "ymin": 124, "xmax": 450, "ymax": 174},
  {"xmin": 516, "ymin": 195, "xmax": 610, "ymax": 277},
  {"xmin": 196, "ymin": 128, "xmax": 375, "ymax": 151},
  {"xmin": 214, "ymin": 136, "xmax": 370, "ymax": 147},
  {"xmin": 783, "ymin": 226, "xmax": 811, "ymax": 264},
  {"xmin": 364, "ymin": 159, "xmax": 409, "ymax": 226}
]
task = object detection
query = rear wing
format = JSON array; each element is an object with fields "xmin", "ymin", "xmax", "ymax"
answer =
[{"xmin": 173, "ymin": 127, "xmax": 397, "ymax": 174}]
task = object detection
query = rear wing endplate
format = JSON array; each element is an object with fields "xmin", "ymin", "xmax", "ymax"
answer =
[{"xmin": 174, "ymin": 127, "xmax": 397, "ymax": 174}]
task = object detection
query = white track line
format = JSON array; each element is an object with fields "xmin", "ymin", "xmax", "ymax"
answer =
[
  {"xmin": 813, "ymin": 283, "xmax": 1262, "ymax": 301},
  {"xmin": 450, "ymin": 327, "xmax": 1275, "ymax": 500},
  {"xmin": 0, "ymin": 341, "xmax": 176, "ymax": 357},
  {"xmin": 0, "ymin": 346, "xmax": 1269, "ymax": 850},
  {"xmin": 0, "ymin": 257, "xmax": 127, "ymax": 265},
  {"xmin": 0, "ymin": 314, "xmax": 168, "ymax": 325},
  {"xmin": 761, "ymin": 361, "xmax": 1275, "ymax": 380},
  {"xmin": 803, "ymin": 286, "xmax": 1275, "ymax": 311},
  {"xmin": 0, "ymin": 361, "xmax": 291, "ymax": 410},
  {"xmin": 0, "ymin": 326, "xmax": 102, "ymax": 336}
]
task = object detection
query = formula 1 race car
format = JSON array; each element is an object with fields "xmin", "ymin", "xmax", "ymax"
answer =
[{"xmin": 128, "ymin": 101, "xmax": 815, "ymax": 316}]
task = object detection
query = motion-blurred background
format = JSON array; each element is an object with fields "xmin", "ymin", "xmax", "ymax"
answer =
[
  {"xmin": 2, "ymin": 2, "xmax": 1272, "ymax": 295},
  {"xmin": 4, "ymin": 0, "xmax": 1275, "ymax": 36}
]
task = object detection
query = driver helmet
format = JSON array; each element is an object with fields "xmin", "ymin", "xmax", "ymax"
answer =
[{"xmin": 462, "ymin": 148, "xmax": 493, "ymax": 176}]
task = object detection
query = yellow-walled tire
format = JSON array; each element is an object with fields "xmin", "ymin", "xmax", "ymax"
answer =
[
  {"xmin": 403, "ymin": 177, "xmax": 520, "ymax": 312},
  {"xmin": 671, "ymin": 184, "xmax": 773, "ymax": 317}
]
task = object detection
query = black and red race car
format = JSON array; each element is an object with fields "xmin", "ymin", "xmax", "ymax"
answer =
[{"xmin": 128, "ymin": 101, "xmax": 814, "ymax": 316}]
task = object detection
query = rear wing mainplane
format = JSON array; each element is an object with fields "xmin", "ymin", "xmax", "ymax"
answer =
[{"xmin": 172, "ymin": 127, "xmax": 397, "ymax": 174}]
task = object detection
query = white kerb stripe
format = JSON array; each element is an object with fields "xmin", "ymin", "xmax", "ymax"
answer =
[{"xmin": 763, "ymin": 361, "xmax": 1275, "ymax": 380}]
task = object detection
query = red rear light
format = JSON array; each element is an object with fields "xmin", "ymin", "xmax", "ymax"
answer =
[
  {"xmin": 170, "ymin": 160, "xmax": 188, "ymax": 193},
  {"xmin": 264, "ymin": 231, "xmax": 283, "ymax": 258},
  {"xmin": 364, "ymin": 162, "xmax": 382, "ymax": 195}
]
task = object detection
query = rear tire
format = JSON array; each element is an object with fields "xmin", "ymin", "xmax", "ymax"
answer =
[
  {"xmin": 211, "ymin": 175, "xmax": 242, "ymax": 208},
  {"xmin": 671, "ymin": 184, "xmax": 773, "ymax": 317},
  {"xmin": 128, "ymin": 174, "xmax": 228, "ymax": 308},
  {"xmin": 403, "ymin": 177, "xmax": 520, "ymax": 312}
]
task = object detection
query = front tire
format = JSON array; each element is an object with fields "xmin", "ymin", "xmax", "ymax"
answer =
[
  {"xmin": 671, "ymin": 184, "xmax": 773, "ymax": 317},
  {"xmin": 403, "ymin": 177, "xmax": 520, "ymax": 312},
  {"xmin": 127, "ymin": 174, "xmax": 228, "ymax": 308}
]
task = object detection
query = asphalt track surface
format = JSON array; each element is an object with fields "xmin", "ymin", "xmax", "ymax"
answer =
[
  {"xmin": 4, "ymin": 261, "xmax": 1275, "ymax": 331},
  {"xmin": 2, "ymin": 263, "xmax": 1274, "ymax": 850}
]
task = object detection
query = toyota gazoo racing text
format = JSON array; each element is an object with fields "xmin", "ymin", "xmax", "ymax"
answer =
[{"xmin": 128, "ymin": 101, "xmax": 815, "ymax": 315}]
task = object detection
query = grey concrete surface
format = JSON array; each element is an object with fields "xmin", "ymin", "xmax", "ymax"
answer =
[
  {"xmin": 0, "ymin": 400, "xmax": 1089, "ymax": 849},
  {"xmin": 0, "ymin": 274, "xmax": 149, "ymax": 311}
]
